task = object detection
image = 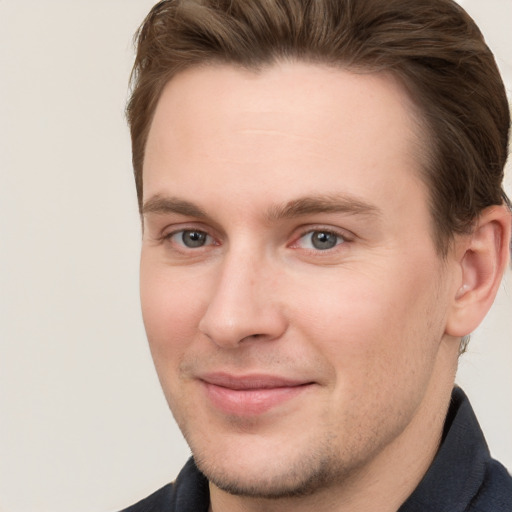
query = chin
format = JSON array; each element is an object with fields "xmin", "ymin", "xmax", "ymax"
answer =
[{"xmin": 192, "ymin": 438, "xmax": 347, "ymax": 499}]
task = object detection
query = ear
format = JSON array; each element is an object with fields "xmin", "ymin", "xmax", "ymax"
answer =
[{"xmin": 446, "ymin": 205, "xmax": 511, "ymax": 337}]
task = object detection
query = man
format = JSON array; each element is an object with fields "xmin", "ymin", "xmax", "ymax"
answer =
[{"xmin": 120, "ymin": 0, "xmax": 512, "ymax": 510}]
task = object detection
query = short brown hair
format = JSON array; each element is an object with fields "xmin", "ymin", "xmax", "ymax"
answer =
[{"xmin": 127, "ymin": 0, "xmax": 510, "ymax": 254}]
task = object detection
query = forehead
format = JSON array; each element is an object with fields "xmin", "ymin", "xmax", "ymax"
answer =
[{"xmin": 143, "ymin": 62, "xmax": 428, "ymax": 225}]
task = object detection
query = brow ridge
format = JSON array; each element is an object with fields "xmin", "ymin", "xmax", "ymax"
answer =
[
  {"xmin": 142, "ymin": 193, "xmax": 381, "ymax": 223},
  {"xmin": 266, "ymin": 194, "xmax": 381, "ymax": 221},
  {"xmin": 142, "ymin": 195, "xmax": 207, "ymax": 218}
]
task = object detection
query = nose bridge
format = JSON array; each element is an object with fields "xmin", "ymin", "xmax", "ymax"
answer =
[{"xmin": 198, "ymin": 242, "xmax": 285, "ymax": 347}]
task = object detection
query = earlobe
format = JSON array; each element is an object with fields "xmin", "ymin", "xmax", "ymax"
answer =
[{"xmin": 446, "ymin": 205, "xmax": 511, "ymax": 338}]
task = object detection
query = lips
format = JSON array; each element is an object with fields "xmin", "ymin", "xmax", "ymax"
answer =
[{"xmin": 199, "ymin": 373, "xmax": 313, "ymax": 416}]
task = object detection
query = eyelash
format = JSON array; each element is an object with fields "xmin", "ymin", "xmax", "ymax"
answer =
[
  {"xmin": 162, "ymin": 228, "xmax": 217, "ymax": 249},
  {"xmin": 291, "ymin": 228, "xmax": 348, "ymax": 251}
]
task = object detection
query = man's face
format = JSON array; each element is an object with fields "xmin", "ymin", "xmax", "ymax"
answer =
[{"xmin": 140, "ymin": 62, "xmax": 459, "ymax": 498}]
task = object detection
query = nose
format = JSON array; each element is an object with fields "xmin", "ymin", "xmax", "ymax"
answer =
[{"xmin": 198, "ymin": 250, "xmax": 287, "ymax": 348}]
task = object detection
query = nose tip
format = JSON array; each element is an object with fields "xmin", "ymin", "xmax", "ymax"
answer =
[
  {"xmin": 198, "ymin": 259, "xmax": 287, "ymax": 348},
  {"xmin": 198, "ymin": 314, "xmax": 271, "ymax": 348}
]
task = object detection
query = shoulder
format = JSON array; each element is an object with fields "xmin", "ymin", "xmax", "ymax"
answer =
[
  {"xmin": 118, "ymin": 483, "xmax": 175, "ymax": 512},
  {"xmin": 116, "ymin": 458, "xmax": 210, "ymax": 512},
  {"xmin": 399, "ymin": 388, "xmax": 512, "ymax": 512},
  {"xmin": 468, "ymin": 459, "xmax": 512, "ymax": 512}
]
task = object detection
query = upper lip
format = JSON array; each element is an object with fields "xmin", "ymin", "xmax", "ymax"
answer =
[{"xmin": 199, "ymin": 373, "xmax": 312, "ymax": 390}]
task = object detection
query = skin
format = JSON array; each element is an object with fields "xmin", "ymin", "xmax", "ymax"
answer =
[{"xmin": 139, "ymin": 62, "xmax": 504, "ymax": 512}]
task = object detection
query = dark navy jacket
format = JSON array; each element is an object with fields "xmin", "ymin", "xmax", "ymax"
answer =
[{"xmin": 119, "ymin": 388, "xmax": 512, "ymax": 511}]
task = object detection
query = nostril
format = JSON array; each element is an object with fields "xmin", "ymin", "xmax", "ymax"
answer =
[{"xmin": 240, "ymin": 333, "xmax": 266, "ymax": 342}]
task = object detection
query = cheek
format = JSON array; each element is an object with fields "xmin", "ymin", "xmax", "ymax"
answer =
[
  {"xmin": 140, "ymin": 259, "xmax": 206, "ymax": 371},
  {"xmin": 290, "ymin": 265, "xmax": 447, "ymax": 441},
  {"xmin": 291, "ymin": 261, "xmax": 446, "ymax": 386}
]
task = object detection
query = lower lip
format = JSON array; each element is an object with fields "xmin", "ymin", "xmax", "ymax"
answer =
[{"xmin": 203, "ymin": 382, "xmax": 310, "ymax": 416}]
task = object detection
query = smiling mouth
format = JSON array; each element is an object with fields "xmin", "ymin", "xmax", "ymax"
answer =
[{"xmin": 199, "ymin": 373, "xmax": 314, "ymax": 416}]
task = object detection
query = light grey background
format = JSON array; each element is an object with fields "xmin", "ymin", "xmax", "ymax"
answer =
[{"xmin": 0, "ymin": 1, "xmax": 510, "ymax": 511}]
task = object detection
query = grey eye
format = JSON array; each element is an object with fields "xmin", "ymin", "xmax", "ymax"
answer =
[
  {"xmin": 181, "ymin": 230, "xmax": 208, "ymax": 248},
  {"xmin": 306, "ymin": 231, "xmax": 342, "ymax": 250}
]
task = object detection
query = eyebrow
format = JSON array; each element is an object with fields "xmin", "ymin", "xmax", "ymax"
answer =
[
  {"xmin": 266, "ymin": 194, "xmax": 381, "ymax": 221},
  {"xmin": 142, "ymin": 193, "xmax": 381, "ymax": 221},
  {"xmin": 142, "ymin": 195, "xmax": 208, "ymax": 218}
]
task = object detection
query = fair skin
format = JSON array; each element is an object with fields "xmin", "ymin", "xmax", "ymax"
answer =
[{"xmin": 140, "ymin": 62, "xmax": 510, "ymax": 512}]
